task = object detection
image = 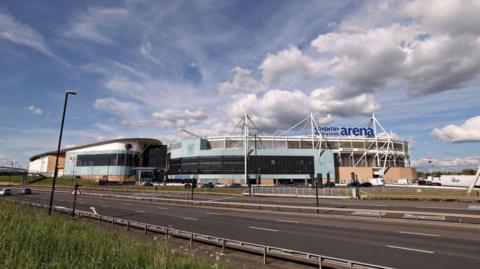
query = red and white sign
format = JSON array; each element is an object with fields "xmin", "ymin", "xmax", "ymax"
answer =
[{"xmin": 70, "ymin": 188, "xmax": 82, "ymax": 195}]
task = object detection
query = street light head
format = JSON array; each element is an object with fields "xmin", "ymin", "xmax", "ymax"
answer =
[{"xmin": 66, "ymin": 90, "xmax": 77, "ymax": 95}]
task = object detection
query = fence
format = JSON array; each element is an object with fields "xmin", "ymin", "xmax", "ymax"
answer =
[
  {"xmin": 12, "ymin": 199, "xmax": 393, "ymax": 269},
  {"xmin": 251, "ymin": 186, "xmax": 354, "ymax": 198}
]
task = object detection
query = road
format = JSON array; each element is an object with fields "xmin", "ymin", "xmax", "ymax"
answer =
[
  {"xmin": 46, "ymin": 187, "xmax": 480, "ymax": 216},
  {"xmin": 6, "ymin": 191, "xmax": 480, "ymax": 269}
]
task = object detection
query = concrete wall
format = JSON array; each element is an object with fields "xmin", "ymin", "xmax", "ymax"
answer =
[
  {"xmin": 28, "ymin": 156, "xmax": 49, "ymax": 173},
  {"xmin": 336, "ymin": 167, "xmax": 373, "ymax": 182},
  {"xmin": 384, "ymin": 167, "xmax": 417, "ymax": 184}
]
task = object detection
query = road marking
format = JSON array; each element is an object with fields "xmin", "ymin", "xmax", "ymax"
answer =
[
  {"xmin": 101, "ymin": 205, "xmax": 110, "ymax": 208},
  {"xmin": 206, "ymin": 196, "xmax": 235, "ymax": 202},
  {"xmin": 386, "ymin": 245, "xmax": 434, "ymax": 254},
  {"xmin": 351, "ymin": 211, "xmax": 385, "ymax": 217},
  {"xmin": 206, "ymin": 212, "xmax": 223, "ymax": 216},
  {"xmin": 468, "ymin": 205, "xmax": 480, "ymax": 210},
  {"xmin": 182, "ymin": 217, "xmax": 198, "ymax": 221},
  {"xmin": 249, "ymin": 226, "xmax": 279, "ymax": 232},
  {"xmin": 90, "ymin": 207, "xmax": 98, "ymax": 215},
  {"xmin": 403, "ymin": 214, "xmax": 445, "ymax": 221},
  {"xmin": 415, "ymin": 206, "xmax": 448, "ymax": 210},
  {"xmin": 135, "ymin": 210, "xmax": 146, "ymax": 213},
  {"xmin": 275, "ymin": 219, "xmax": 300, "ymax": 223},
  {"xmin": 398, "ymin": 231, "xmax": 439, "ymax": 237},
  {"xmin": 157, "ymin": 207, "xmax": 169, "ymax": 210}
]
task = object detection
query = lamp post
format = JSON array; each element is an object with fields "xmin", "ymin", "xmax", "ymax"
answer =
[{"xmin": 48, "ymin": 90, "xmax": 76, "ymax": 215}]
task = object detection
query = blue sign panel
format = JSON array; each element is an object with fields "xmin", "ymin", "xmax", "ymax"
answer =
[{"xmin": 318, "ymin": 127, "xmax": 374, "ymax": 137}]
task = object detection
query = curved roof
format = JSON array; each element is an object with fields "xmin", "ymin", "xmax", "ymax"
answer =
[{"xmin": 29, "ymin": 138, "xmax": 162, "ymax": 161}]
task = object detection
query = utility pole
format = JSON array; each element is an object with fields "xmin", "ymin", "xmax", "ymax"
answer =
[
  {"xmin": 48, "ymin": 90, "xmax": 76, "ymax": 215},
  {"xmin": 71, "ymin": 183, "xmax": 81, "ymax": 218}
]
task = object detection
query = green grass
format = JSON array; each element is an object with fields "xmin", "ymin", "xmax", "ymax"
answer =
[
  {"xmin": 0, "ymin": 176, "xmax": 245, "ymax": 194},
  {"xmin": 362, "ymin": 189, "xmax": 480, "ymax": 198},
  {"xmin": 0, "ymin": 200, "xmax": 227, "ymax": 269}
]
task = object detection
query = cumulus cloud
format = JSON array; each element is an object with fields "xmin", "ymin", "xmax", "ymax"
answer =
[
  {"xmin": 413, "ymin": 156, "xmax": 480, "ymax": 168},
  {"xmin": 431, "ymin": 116, "xmax": 480, "ymax": 143},
  {"xmin": 24, "ymin": 105, "xmax": 44, "ymax": 115},
  {"xmin": 65, "ymin": 7, "xmax": 129, "ymax": 44},
  {"xmin": 317, "ymin": 114, "xmax": 333, "ymax": 125},
  {"xmin": 226, "ymin": 88, "xmax": 378, "ymax": 132},
  {"xmin": 258, "ymin": 0, "xmax": 480, "ymax": 97},
  {"xmin": 260, "ymin": 46, "xmax": 325, "ymax": 85},
  {"xmin": 217, "ymin": 67, "xmax": 264, "ymax": 94},
  {"xmin": 152, "ymin": 108, "xmax": 208, "ymax": 128},
  {"xmin": 93, "ymin": 97, "xmax": 141, "ymax": 116},
  {"xmin": 0, "ymin": 11, "xmax": 55, "ymax": 58}
]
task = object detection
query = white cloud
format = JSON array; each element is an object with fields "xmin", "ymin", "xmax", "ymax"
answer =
[
  {"xmin": 65, "ymin": 7, "xmax": 129, "ymax": 44},
  {"xmin": 226, "ymin": 88, "xmax": 378, "ymax": 132},
  {"xmin": 217, "ymin": 67, "xmax": 264, "ymax": 94},
  {"xmin": 24, "ymin": 105, "xmax": 44, "ymax": 115},
  {"xmin": 413, "ymin": 156, "xmax": 480, "ymax": 168},
  {"xmin": 93, "ymin": 97, "xmax": 141, "ymax": 117},
  {"xmin": 152, "ymin": 108, "xmax": 208, "ymax": 128},
  {"xmin": 431, "ymin": 115, "xmax": 480, "ymax": 143},
  {"xmin": 260, "ymin": 46, "xmax": 325, "ymax": 85},
  {"xmin": 317, "ymin": 114, "xmax": 333, "ymax": 125},
  {"xmin": 258, "ymin": 0, "xmax": 480, "ymax": 97},
  {"xmin": 0, "ymin": 11, "xmax": 55, "ymax": 58}
]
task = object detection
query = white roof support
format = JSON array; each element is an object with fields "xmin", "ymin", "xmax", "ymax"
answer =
[{"xmin": 468, "ymin": 166, "xmax": 480, "ymax": 195}]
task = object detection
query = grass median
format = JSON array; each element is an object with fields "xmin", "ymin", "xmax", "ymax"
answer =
[
  {"xmin": 0, "ymin": 200, "xmax": 226, "ymax": 269},
  {"xmin": 0, "ymin": 176, "xmax": 245, "ymax": 194}
]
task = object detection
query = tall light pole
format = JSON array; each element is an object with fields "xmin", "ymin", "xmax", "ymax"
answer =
[{"xmin": 48, "ymin": 90, "xmax": 76, "ymax": 215}]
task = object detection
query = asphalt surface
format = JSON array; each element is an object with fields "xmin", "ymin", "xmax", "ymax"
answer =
[
  {"xmin": 6, "ymin": 191, "xmax": 480, "ymax": 269},
  {"xmin": 54, "ymin": 187, "xmax": 480, "ymax": 215}
]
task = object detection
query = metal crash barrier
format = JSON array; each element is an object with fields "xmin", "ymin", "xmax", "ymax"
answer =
[{"xmin": 11, "ymin": 199, "xmax": 394, "ymax": 269}]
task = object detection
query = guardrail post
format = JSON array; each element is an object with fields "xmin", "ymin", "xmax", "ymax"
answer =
[
  {"xmin": 165, "ymin": 227, "xmax": 169, "ymax": 240},
  {"xmin": 221, "ymin": 239, "xmax": 225, "ymax": 253},
  {"xmin": 319, "ymin": 256, "xmax": 323, "ymax": 269},
  {"xmin": 263, "ymin": 246, "xmax": 267, "ymax": 264},
  {"xmin": 459, "ymin": 218, "xmax": 462, "ymax": 224},
  {"xmin": 98, "ymin": 215, "xmax": 101, "ymax": 224},
  {"xmin": 127, "ymin": 220, "xmax": 130, "ymax": 231},
  {"xmin": 190, "ymin": 233, "xmax": 193, "ymax": 248},
  {"xmin": 112, "ymin": 218, "xmax": 115, "ymax": 228},
  {"xmin": 144, "ymin": 224, "xmax": 148, "ymax": 234}
]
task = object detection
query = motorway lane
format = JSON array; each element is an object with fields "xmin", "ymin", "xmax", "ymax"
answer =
[
  {"xmin": 7, "ymin": 192, "xmax": 480, "ymax": 269},
  {"xmin": 55, "ymin": 187, "xmax": 480, "ymax": 215}
]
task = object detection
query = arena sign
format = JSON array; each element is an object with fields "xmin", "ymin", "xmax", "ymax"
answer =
[{"xmin": 318, "ymin": 127, "xmax": 375, "ymax": 137}]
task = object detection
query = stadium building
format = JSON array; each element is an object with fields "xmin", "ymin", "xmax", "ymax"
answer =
[
  {"xmin": 28, "ymin": 138, "xmax": 167, "ymax": 183},
  {"xmin": 169, "ymin": 113, "xmax": 416, "ymax": 185}
]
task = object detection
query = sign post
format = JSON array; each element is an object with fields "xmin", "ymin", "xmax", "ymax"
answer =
[{"xmin": 70, "ymin": 183, "xmax": 81, "ymax": 218}]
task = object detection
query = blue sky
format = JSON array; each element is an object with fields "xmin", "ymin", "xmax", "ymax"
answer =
[{"xmin": 0, "ymin": 0, "xmax": 479, "ymax": 170}]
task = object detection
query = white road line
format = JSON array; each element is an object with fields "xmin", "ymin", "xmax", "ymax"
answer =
[
  {"xmin": 157, "ymin": 207, "xmax": 169, "ymax": 210},
  {"xmin": 206, "ymin": 196, "xmax": 235, "ymax": 202},
  {"xmin": 206, "ymin": 212, "xmax": 223, "ymax": 216},
  {"xmin": 101, "ymin": 205, "xmax": 110, "ymax": 208},
  {"xmin": 275, "ymin": 219, "xmax": 300, "ymax": 223},
  {"xmin": 398, "ymin": 231, "xmax": 439, "ymax": 237},
  {"xmin": 415, "ymin": 206, "xmax": 447, "ymax": 210},
  {"xmin": 468, "ymin": 205, "xmax": 480, "ymax": 210},
  {"xmin": 249, "ymin": 226, "xmax": 279, "ymax": 232},
  {"xmin": 386, "ymin": 245, "xmax": 434, "ymax": 254},
  {"xmin": 135, "ymin": 210, "xmax": 146, "ymax": 213},
  {"xmin": 182, "ymin": 217, "xmax": 198, "ymax": 221}
]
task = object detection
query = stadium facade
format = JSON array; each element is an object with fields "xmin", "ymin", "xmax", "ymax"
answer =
[
  {"xmin": 28, "ymin": 113, "xmax": 415, "ymax": 185},
  {"xmin": 28, "ymin": 138, "xmax": 167, "ymax": 183},
  {"xmin": 169, "ymin": 113, "xmax": 416, "ymax": 185}
]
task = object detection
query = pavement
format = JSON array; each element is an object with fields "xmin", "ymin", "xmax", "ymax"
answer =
[{"xmin": 6, "ymin": 191, "xmax": 480, "ymax": 269}]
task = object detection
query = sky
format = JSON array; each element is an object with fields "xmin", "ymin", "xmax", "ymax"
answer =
[{"xmin": 0, "ymin": 0, "xmax": 479, "ymax": 170}]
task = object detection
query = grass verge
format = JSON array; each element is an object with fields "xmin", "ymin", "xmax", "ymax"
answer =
[{"xmin": 0, "ymin": 200, "xmax": 226, "ymax": 269}]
